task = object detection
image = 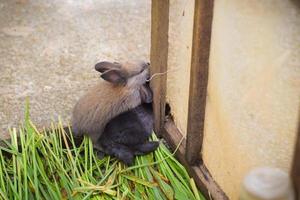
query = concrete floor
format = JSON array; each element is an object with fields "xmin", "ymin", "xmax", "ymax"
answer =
[{"xmin": 0, "ymin": 0, "xmax": 151, "ymax": 138}]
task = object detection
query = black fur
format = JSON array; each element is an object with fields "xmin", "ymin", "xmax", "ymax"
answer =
[{"xmin": 98, "ymin": 103, "xmax": 159, "ymax": 165}]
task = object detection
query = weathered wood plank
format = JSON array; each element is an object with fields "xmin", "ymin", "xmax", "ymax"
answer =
[
  {"xmin": 150, "ymin": 0, "xmax": 169, "ymax": 136},
  {"xmin": 292, "ymin": 119, "xmax": 300, "ymax": 198},
  {"xmin": 163, "ymin": 118, "xmax": 228, "ymax": 200},
  {"xmin": 186, "ymin": 0, "xmax": 214, "ymax": 164}
]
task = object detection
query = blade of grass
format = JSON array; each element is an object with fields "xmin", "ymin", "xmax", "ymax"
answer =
[
  {"xmin": 121, "ymin": 174, "xmax": 157, "ymax": 188},
  {"xmin": 0, "ymin": 150, "xmax": 6, "ymax": 195},
  {"xmin": 0, "ymin": 188, "xmax": 9, "ymax": 200},
  {"xmin": 150, "ymin": 167, "xmax": 174, "ymax": 200},
  {"xmin": 19, "ymin": 128, "xmax": 28, "ymax": 200},
  {"xmin": 10, "ymin": 128, "xmax": 19, "ymax": 200},
  {"xmin": 0, "ymin": 150, "xmax": 20, "ymax": 199}
]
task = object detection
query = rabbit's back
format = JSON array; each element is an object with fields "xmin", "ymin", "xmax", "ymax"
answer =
[
  {"xmin": 72, "ymin": 82, "xmax": 142, "ymax": 142},
  {"xmin": 100, "ymin": 104, "xmax": 153, "ymax": 146}
]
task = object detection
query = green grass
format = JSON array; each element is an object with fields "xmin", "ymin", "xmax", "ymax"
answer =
[{"xmin": 0, "ymin": 101, "xmax": 205, "ymax": 200}]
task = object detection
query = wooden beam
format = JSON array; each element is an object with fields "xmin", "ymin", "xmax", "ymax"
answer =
[
  {"xmin": 163, "ymin": 118, "xmax": 228, "ymax": 200},
  {"xmin": 292, "ymin": 118, "xmax": 300, "ymax": 198},
  {"xmin": 150, "ymin": 0, "xmax": 169, "ymax": 136},
  {"xmin": 186, "ymin": 0, "xmax": 214, "ymax": 164}
]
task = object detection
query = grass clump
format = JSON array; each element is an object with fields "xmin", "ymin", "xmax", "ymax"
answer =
[{"xmin": 0, "ymin": 102, "xmax": 205, "ymax": 200}]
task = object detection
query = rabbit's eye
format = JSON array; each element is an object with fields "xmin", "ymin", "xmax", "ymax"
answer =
[
  {"xmin": 139, "ymin": 68, "xmax": 145, "ymax": 73},
  {"xmin": 140, "ymin": 63, "xmax": 149, "ymax": 73}
]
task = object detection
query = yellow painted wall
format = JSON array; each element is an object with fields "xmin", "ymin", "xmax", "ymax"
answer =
[
  {"xmin": 203, "ymin": 0, "xmax": 300, "ymax": 199},
  {"xmin": 166, "ymin": 0, "xmax": 194, "ymax": 135},
  {"xmin": 166, "ymin": 0, "xmax": 300, "ymax": 199}
]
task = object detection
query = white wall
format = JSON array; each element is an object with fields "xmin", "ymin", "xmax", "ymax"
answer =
[{"xmin": 166, "ymin": 0, "xmax": 195, "ymax": 135}]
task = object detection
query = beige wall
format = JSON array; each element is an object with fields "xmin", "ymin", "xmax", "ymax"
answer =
[
  {"xmin": 203, "ymin": 0, "xmax": 300, "ymax": 199},
  {"xmin": 166, "ymin": 0, "xmax": 194, "ymax": 135},
  {"xmin": 166, "ymin": 0, "xmax": 300, "ymax": 199}
]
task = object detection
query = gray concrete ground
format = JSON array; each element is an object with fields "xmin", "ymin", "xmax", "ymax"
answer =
[{"xmin": 0, "ymin": 0, "xmax": 150, "ymax": 138}]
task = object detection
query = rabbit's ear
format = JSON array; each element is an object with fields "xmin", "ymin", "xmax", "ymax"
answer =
[
  {"xmin": 140, "ymin": 85, "xmax": 153, "ymax": 103},
  {"xmin": 95, "ymin": 61, "xmax": 121, "ymax": 73},
  {"xmin": 100, "ymin": 69, "xmax": 127, "ymax": 85}
]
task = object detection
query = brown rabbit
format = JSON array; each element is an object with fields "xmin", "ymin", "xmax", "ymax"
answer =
[{"xmin": 71, "ymin": 61, "xmax": 152, "ymax": 150}]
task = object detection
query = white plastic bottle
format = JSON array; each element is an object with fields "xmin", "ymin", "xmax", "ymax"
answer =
[{"xmin": 240, "ymin": 167, "xmax": 295, "ymax": 200}]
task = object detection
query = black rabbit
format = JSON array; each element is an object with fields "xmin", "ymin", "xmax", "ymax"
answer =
[{"xmin": 98, "ymin": 86, "xmax": 159, "ymax": 165}]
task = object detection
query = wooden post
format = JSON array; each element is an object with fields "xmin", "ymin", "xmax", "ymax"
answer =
[
  {"xmin": 150, "ymin": 0, "xmax": 169, "ymax": 136},
  {"xmin": 292, "ymin": 118, "xmax": 300, "ymax": 198},
  {"xmin": 186, "ymin": 0, "xmax": 214, "ymax": 164},
  {"xmin": 150, "ymin": 1, "xmax": 228, "ymax": 198}
]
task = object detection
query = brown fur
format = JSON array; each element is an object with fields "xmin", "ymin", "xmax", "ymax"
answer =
[{"xmin": 72, "ymin": 61, "xmax": 150, "ymax": 149}]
